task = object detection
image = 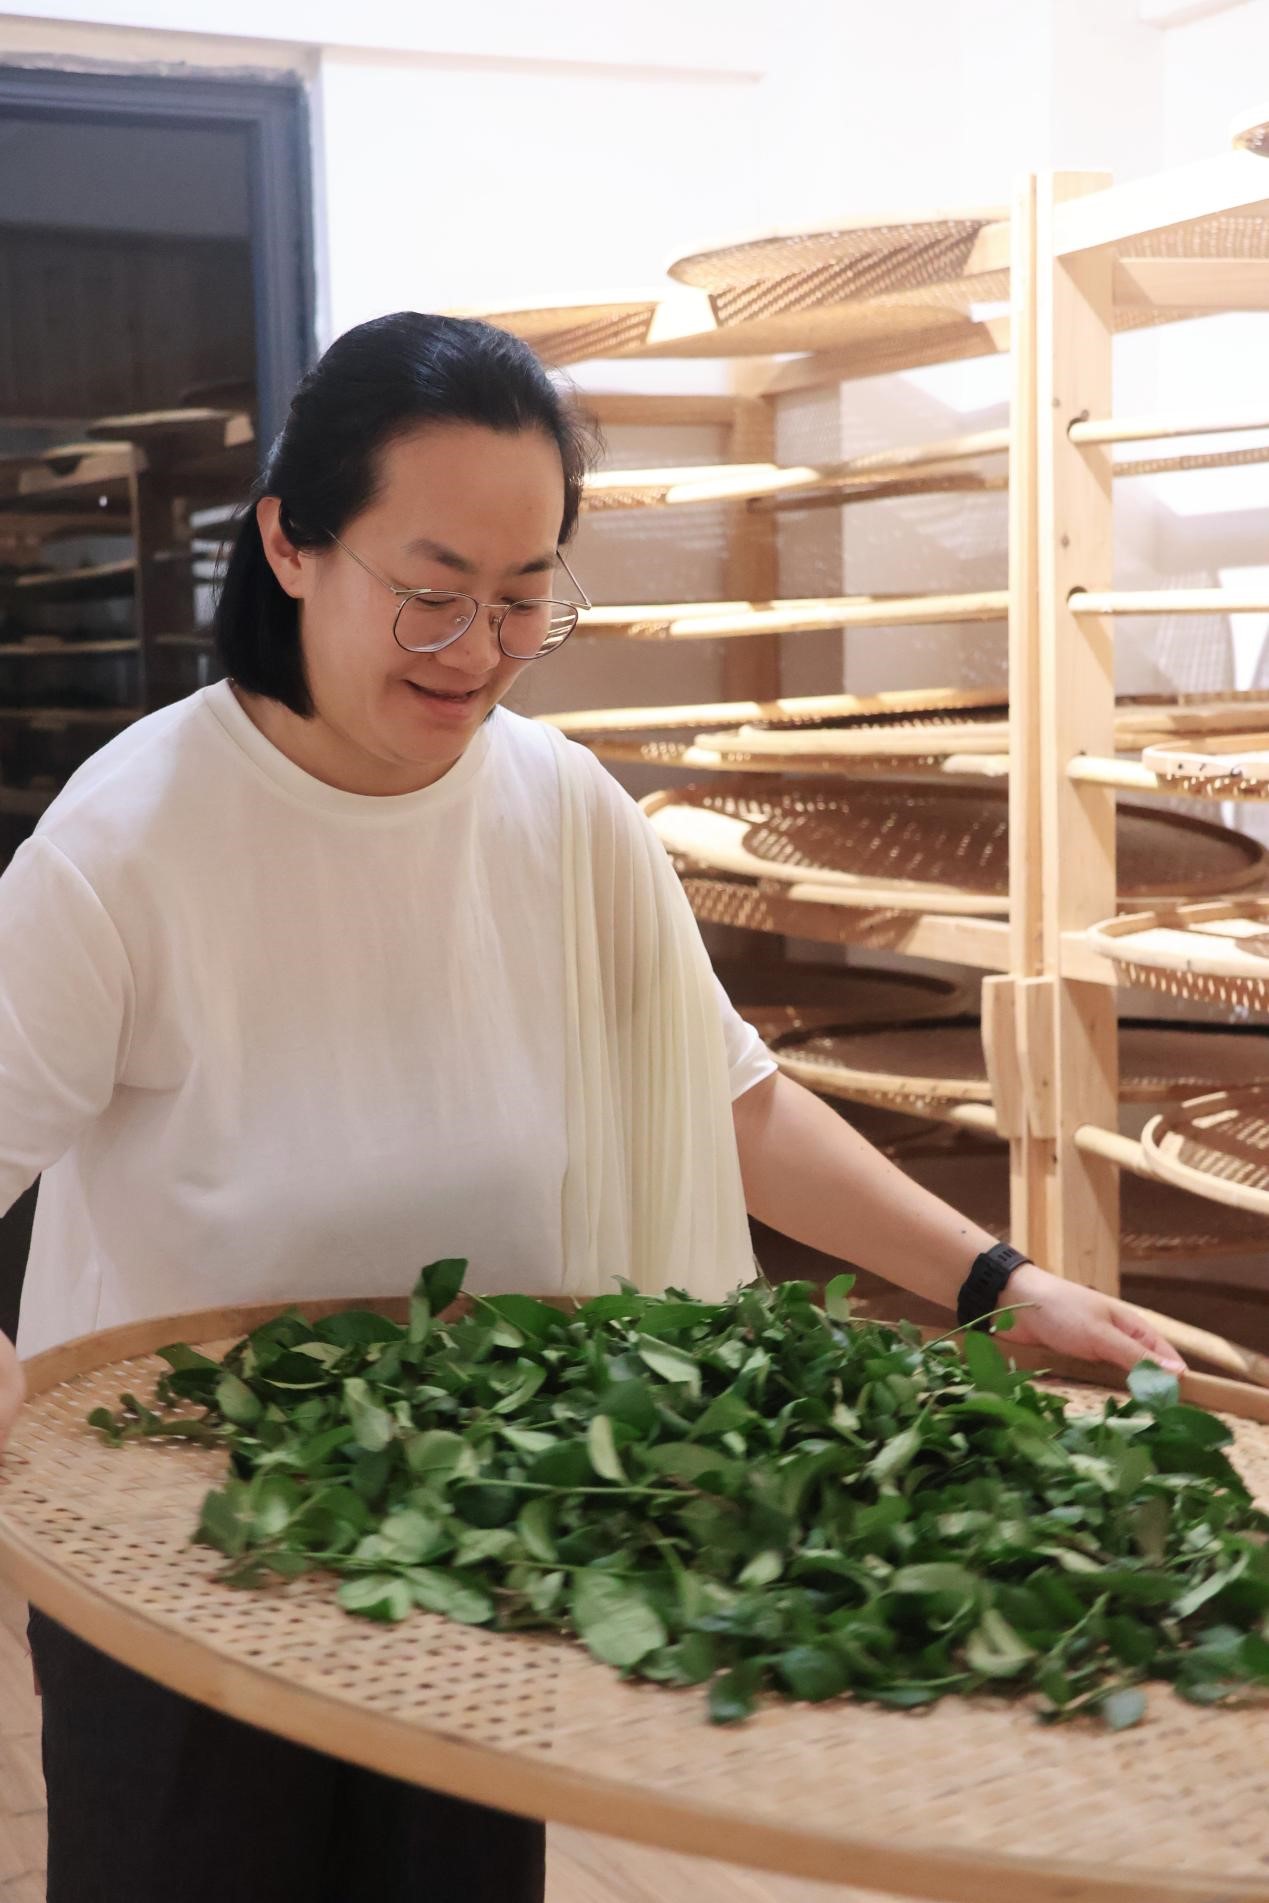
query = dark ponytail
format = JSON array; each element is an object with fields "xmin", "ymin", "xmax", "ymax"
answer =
[{"xmin": 213, "ymin": 312, "xmax": 598, "ymax": 716}]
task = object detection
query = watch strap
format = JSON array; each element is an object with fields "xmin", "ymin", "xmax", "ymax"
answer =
[{"xmin": 956, "ymin": 1241, "xmax": 1031, "ymax": 1332}]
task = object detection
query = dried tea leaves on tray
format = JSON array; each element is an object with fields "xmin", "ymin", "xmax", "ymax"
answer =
[{"xmin": 89, "ymin": 1261, "xmax": 1269, "ymax": 1727}]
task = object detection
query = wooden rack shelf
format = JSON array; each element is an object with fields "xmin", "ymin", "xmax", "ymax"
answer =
[
  {"xmin": 0, "ymin": 638, "xmax": 138, "ymax": 659},
  {"xmin": 0, "ymin": 406, "xmax": 256, "ymax": 852},
  {"xmin": 578, "ymin": 590, "xmax": 1009, "ymax": 641},
  {"xmin": 580, "ymin": 413, "xmax": 1269, "ymax": 515},
  {"xmin": 12, "ymin": 558, "xmax": 137, "ymax": 603},
  {"xmin": 529, "ymin": 155, "xmax": 1269, "ymax": 1316}
]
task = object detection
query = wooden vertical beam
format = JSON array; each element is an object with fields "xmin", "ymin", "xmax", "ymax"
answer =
[
  {"xmin": 722, "ymin": 394, "xmax": 783, "ymax": 971},
  {"xmin": 723, "ymin": 396, "xmax": 781, "ymax": 704},
  {"xmin": 130, "ymin": 462, "xmax": 194, "ymax": 715},
  {"xmin": 1005, "ymin": 173, "xmax": 1049, "ymax": 1262},
  {"xmin": 1034, "ymin": 172, "xmax": 1120, "ymax": 1293}
]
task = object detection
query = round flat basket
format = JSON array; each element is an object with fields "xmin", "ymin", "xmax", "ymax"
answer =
[
  {"xmin": 468, "ymin": 298, "xmax": 660, "ymax": 365},
  {"xmin": 6, "ymin": 1301, "xmax": 1269, "ymax": 1903},
  {"xmin": 1143, "ymin": 1084, "xmax": 1269, "ymax": 1219},
  {"xmin": 1087, "ymin": 900, "xmax": 1269, "ymax": 1009},
  {"xmin": 1142, "ymin": 734, "xmax": 1269, "ymax": 798},
  {"xmin": 666, "ymin": 209, "xmax": 1004, "ymax": 305},
  {"xmin": 716, "ymin": 960, "xmax": 968, "ymax": 1044},
  {"xmin": 770, "ymin": 1018, "xmax": 1269, "ymax": 1115},
  {"xmin": 643, "ymin": 780, "xmax": 1265, "ymax": 913},
  {"xmin": 897, "ymin": 1143, "xmax": 1269, "ymax": 1264}
]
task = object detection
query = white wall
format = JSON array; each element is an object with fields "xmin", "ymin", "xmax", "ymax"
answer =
[{"xmin": 2, "ymin": 0, "xmax": 1266, "ymax": 712}]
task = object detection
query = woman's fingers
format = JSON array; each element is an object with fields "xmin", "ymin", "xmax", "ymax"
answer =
[{"xmin": 1109, "ymin": 1303, "xmax": 1187, "ymax": 1372}]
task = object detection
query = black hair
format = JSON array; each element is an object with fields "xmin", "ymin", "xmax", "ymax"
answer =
[{"xmin": 213, "ymin": 312, "xmax": 599, "ymax": 715}]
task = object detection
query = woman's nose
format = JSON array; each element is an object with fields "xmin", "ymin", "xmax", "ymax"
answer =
[{"xmin": 440, "ymin": 609, "xmax": 503, "ymax": 673}]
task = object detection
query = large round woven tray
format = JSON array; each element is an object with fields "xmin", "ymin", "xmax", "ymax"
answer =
[
  {"xmin": 1142, "ymin": 733, "xmax": 1269, "ymax": 798},
  {"xmin": 1087, "ymin": 899, "xmax": 1269, "ymax": 1008},
  {"xmin": 770, "ymin": 1016, "xmax": 1269, "ymax": 1115},
  {"xmin": 894, "ymin": 1143, "xmax": 1269, "ymax": 1264},
  {"xmin": 6, "ymin": 1301, "xmax": 1269, "ymax": 1903},
  {"xmin": 1142, "ymin": 1084, "xmax": 1269, "ymax": 1218},
  {"xmin": 666, "ymin": 208, "xmax": 1004, "ymax": 303},
  {"xmin": 552, "ymin": 690, "xmax": 1269, "ymax": 747},
  {"xmin": 644, "ymin": 780, "xmax": 1265, "ymax": 913},
  {"xmin": 716, "ymin": 959, "xmax": 968, "ymax": 1044}
]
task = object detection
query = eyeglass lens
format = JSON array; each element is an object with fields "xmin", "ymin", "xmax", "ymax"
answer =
[{"xmin": 394, "ymin": 594, "xmax": 577, "ymax": 658}]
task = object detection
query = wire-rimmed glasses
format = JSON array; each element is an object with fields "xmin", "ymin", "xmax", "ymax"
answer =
[{"xmin": 326, "ymin": 532, "xmax": 590, "ymax": 660}]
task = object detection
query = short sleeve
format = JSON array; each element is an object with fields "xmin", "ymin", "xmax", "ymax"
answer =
[
  {"xmin": 0, "ymin": 836, "xmax": 134, "ymax": 1216},
  {"xmin": 713, "ymin": 976, "xmax": 777, "ymax": 1100}
]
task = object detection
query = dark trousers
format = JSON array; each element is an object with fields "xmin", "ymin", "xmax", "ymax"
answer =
[{"xmin": 27, "ymin": 1609, "xmax": 545, "ymax": 1903}]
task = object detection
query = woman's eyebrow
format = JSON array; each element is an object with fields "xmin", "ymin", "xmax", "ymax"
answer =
[{"xmin": 403, "ymin": 536, "xmax": 556, "ymax": 578}]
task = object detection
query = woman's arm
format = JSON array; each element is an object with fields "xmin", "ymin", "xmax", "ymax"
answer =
[
  {"xmin": 732, "ymin": 1070, "xmax": 1185, "ymax": 1375},
  {"xmin": 0, "ymin": 837, "xmax": 134, "ymax": 1456}
]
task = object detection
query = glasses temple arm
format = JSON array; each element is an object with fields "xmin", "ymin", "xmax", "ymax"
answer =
[{"xmin": 556, "ymin": 546, "xmax": 591, "ymax": 611}]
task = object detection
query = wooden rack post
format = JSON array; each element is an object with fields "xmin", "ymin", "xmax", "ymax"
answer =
[
  {"xmin": 723, "ymin": 395, "xmax": 781, "ymax": 704},
  {"xmin": 722, "ymin": 393, "xmax": 784, "ymax": 970},
  {"xmin": 997, "ymin": 173, "xmax": 1048, "ymax": 1263},
  {"xmin": 1033, "ymin": 171, "xmax": 1120, "ymax": 1293}
]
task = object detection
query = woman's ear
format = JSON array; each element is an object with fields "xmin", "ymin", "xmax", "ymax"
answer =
[{"xmin": 256, "ymin": 496, "xmax": 310, "ymax": 602}]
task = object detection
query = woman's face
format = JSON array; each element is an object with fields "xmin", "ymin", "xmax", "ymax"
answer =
[{"xmin": 256, "ymin": 421, "xmax": 567, "ymax": 794}]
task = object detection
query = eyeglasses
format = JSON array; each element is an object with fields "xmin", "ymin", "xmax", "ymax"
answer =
[{"xmin": 326, "ymin": 532, "xmax": 590, "ymax": 661}]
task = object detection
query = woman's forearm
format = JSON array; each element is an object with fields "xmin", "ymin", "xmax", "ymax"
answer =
[{"xmin": 732, "ymin": 1071, "xmax": 997, "ymax": 1312}]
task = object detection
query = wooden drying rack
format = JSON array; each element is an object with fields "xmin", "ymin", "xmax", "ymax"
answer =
[{"xmin": 494, "ymin": 152, "xmax": 1269, "ymax": 1308}]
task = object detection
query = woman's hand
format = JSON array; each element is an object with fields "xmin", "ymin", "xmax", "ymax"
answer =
[
  {"xmin": 0, "ymin": 1331, "xmax": 25, "ymax": 1461},
  {"xmin": 1001, "ymin": 1263, "xmax": 1186, "ymax": 1375}
]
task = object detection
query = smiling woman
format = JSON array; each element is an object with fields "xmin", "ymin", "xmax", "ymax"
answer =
[
  {"xmin": 0, "ymin": 309, "xmax": 1188, "ymax": 1903},
  {"xmin": 214, "ymin": 312, "xmax": 597, "ymax": 795}
]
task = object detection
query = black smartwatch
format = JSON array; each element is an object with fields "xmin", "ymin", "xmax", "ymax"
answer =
[{"xmin": 956, "ymin": 1242, "xmax": 1031, "ymax": 1332}]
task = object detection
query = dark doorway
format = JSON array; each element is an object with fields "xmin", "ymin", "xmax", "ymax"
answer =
[
  {"xmin": 0, "ymin": 64, "xmax": 314, "ymax": 444},
  {"xmin": 0, "ymin": 63, "xmax": 315, "ymax": 1342}
]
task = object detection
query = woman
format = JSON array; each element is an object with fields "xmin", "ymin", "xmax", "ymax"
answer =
[{"xmin": 0, "ymin": 313, "xmax": 1182, "ymax": 1903}]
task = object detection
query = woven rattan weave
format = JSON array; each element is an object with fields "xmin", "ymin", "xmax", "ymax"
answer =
[
  {"xmin": 769, "ymin": 1017, "xmax": 1269, "ymax": 1114},
  {"xmin": 1087, "ymin": 901, "xmax": 1269, "ymax": 1009},
  {"xmin": 644, "ymin": 781, "xmax": 1265, "ymax": 912},
  {"xmin": 1143, "ymin": 1084, "xmax": 1269, "ymax": 1218}
]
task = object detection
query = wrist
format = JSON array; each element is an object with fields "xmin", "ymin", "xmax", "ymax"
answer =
[{"xmin": 956, "ymin": 1240, "xmax": 1033, "ymax": 1331}]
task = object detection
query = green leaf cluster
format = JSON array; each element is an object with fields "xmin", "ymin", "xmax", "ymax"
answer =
[{"xmin": 88, "ymin": 1261, "xmax": 1269, "ymax": 1727}]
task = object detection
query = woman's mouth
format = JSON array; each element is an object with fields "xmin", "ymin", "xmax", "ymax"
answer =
[{"xmin": 403, "ymin": 680, "xmax": 483, "ymax": 718}]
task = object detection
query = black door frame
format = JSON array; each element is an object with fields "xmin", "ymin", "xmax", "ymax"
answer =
[{"xmin": 0, "ymin": 61, "xmax": 316, "ymax": 447}]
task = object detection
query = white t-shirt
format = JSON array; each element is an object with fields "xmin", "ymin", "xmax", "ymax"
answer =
[{"xmin": 5, "ymin": 685, "xmax": 773, "ymax": 1357}]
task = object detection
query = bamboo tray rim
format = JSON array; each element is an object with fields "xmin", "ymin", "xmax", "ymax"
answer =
[
  {"xmin": 666, "ymin": 206, "xmax": 1008, "ymax": 290},
  {"xmin": 1142, "ymin": 1085, "xmax": 1269, "ymax": 1219},
  {"xmin": 769, "ymin": 1014, "xmax": 1269, "ymax": 1107},
  {"xmin": 6, "ymin": 1297, "xmax": 1269, "ymax": 1902},
  {"xmin": 645, "ymin": 780, "xmax": 1267, "ymax": 908},
  {"xmin": 1087, "ymin": 899, "xmax": 1269, "ymax": 982}
]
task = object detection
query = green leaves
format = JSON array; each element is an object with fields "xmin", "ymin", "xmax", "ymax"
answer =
[
  {"xmin": 337, "ymin": 1574, "xmax": 414, "ymax": 1622},
  {"xmin": 87, "ymin": 1259, "xmax": 1269, "ymax": 1733},
  {"xmin": 571, "ymin": 1570, "xmax": 667, "ymax": 1667},
  {"xmin": 1127, "ymin": 1362, "xmax": 1181, "ymax": 1415},
  {"xmin": 343, "ymin": 1378, "xmax": 394, "ymax": 1453},
  {"xmin": 215, "ymin": 1371, "xmax": 262, "ymax": 1427},
  {"xmin": 586, "ymin": 1413, "xmax": 626, "ymax": 1482},
  {"xmin": 635, "ymin": 1334, "xmax": 702, "ymax": 1398},
  {"xmin": 964, "ymin": 1611, "xmax": 1036, "ymax": 1679}
]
